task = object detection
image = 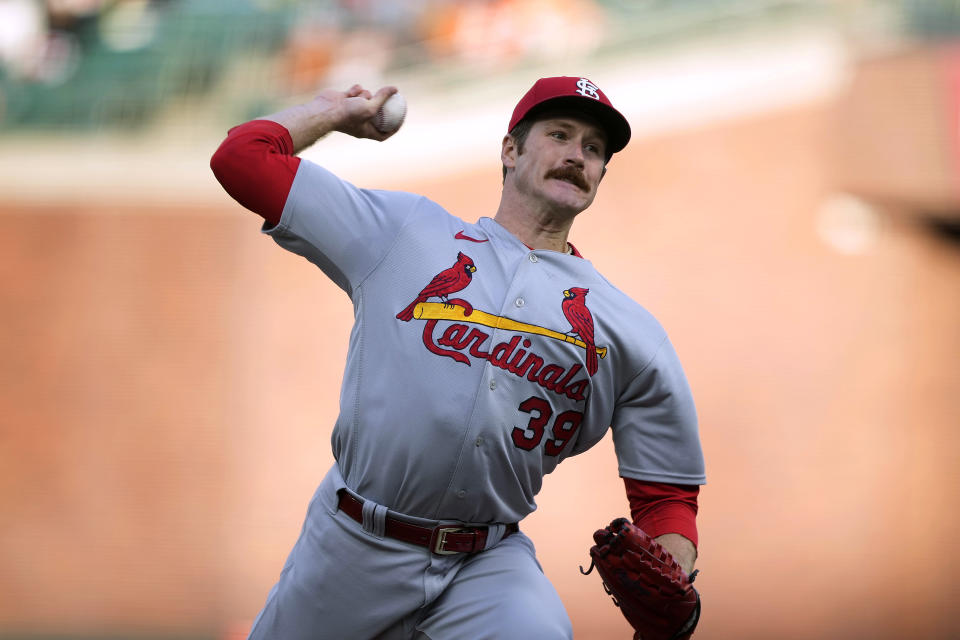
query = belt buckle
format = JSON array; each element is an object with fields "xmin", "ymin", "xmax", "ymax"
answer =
[{"xmin": 432, "ymin": 526, "xmax": 473, "ymax": 555}]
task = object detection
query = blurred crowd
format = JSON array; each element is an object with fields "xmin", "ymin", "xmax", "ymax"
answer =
[
  {"xmin": 0, "ymin": 0, "xmax": 612, "ymax": 130},
  {"xmin": 2, "ymin": 0, "xmax": 952, "ymax": 131},
  {"xmin": 283, "ymin": 0, "xmax": 606, "ymax": 92},
  {"xmin": 0, "ymin": 0, "xmax": 609, "ymax": 81},
  {"xmin": 1, "ymin": 0, "xmax": 97, "ymax": 85}
]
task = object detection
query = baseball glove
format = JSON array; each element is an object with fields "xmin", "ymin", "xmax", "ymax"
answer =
[{"xmin": 581, "ymin": 518, "xmax": 701, "ymax": 640}]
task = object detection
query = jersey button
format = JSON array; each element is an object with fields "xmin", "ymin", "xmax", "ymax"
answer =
[
  {"xmin": 514, "ymin": 297, "xmax": 525, "ymax": 308},
  {"xmin": 529, "ymin": 254, "xmax": 539, "ymax": 263},
  {"xmin": 489, "ymin": 379, "xmax": 497, "ymax": 390},
  {"xmin": 457, "ymin": 490, "xmax": 466, "ymax": 499},
  {"xmin": 475, "ymin": 436, "xmax": 484, "ymax": 446}
]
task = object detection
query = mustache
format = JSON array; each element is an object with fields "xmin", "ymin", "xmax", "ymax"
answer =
[{"xmin": 545, "ymin": 166, "xmax": 589, "ymax": 191}]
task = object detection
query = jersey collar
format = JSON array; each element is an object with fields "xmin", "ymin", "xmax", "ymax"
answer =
[{"xmin": 478, "ymin": 217, "xmax": 584, "ymax": 258}]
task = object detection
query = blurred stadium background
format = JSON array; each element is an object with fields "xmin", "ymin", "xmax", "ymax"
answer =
[{"xmin": 1, "ymin": 1, "xmax": 958, "ymax": 638}]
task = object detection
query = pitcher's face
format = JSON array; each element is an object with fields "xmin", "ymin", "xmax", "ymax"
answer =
[{"xmin": 505, "ymin": 115, "xmax": 608, "ymax": 216}]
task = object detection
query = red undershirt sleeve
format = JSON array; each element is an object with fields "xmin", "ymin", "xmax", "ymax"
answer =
[
  {"xmin": 210, "ymin": 119, "xmax": 301, "ymax": 226},
  {"xmin": 623, "ymin": 477, "xmax": 700, "ymax": 548}
]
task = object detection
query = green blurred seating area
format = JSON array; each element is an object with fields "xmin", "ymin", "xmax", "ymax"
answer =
[
  {"xmin": 0, "ymin": 0, "xmax": 291, "ymax": 131},
  {"xmin": 2, "ymin": 0, "xmax": 951, "ymax": 133}
]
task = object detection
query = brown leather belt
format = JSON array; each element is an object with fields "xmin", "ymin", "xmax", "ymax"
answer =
[{"xmin": 337, "ymin": 491, "xmax": 518, "ymax": 555}]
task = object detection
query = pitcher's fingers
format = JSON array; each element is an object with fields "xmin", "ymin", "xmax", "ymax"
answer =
[{"xmin": 371, "ymin": 86, "xmax": 398, "ymax": 109}]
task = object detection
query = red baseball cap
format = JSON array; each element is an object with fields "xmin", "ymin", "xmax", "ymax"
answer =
[{"xmin": 508, "ymin": 76, "xmax": 631, "ymax": 157}]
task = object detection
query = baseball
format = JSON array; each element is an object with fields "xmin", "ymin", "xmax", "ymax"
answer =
[{"xmin": 374, "ymin": 92, "xmax": 406, "ymax": 134}]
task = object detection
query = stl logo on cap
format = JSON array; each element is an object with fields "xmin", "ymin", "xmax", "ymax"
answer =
[{"xmin": 575, "ymin": 78, "xmax": 601, "ymax": 101}]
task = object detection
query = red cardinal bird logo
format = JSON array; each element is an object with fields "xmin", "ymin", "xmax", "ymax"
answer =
[
  {"xmin": 396, "ymin": 251, "xmax": 477, "ymax": 321},
  {"xmin": 562, "ymin": 287, "xmax": 599, "ymax": 376}
]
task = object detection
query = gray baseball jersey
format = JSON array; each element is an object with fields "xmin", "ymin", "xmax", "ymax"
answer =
[{"xmin": 264, "ymin": 160, "xmax": 706, "ymax": 526}]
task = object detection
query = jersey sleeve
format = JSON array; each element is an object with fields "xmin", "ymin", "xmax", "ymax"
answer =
[
  {"xmin": 611, "ymin": 336, "xmax": 706, "ymax": 485},
  {"xmin": 209, "ymin": 119, "xmax": 300, "ymax": 225},
  {"xmin": 263, "ymin": 158, "xmax": 423, "ymax": 296},
  {"xmin": 624, "ymin": 477, "xmax": 700, "ymax": 547}
]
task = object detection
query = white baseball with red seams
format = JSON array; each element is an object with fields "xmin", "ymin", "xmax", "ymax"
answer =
[{"xmin": 374, "ymin": 92, "xmax": 407, "ymax": 133}]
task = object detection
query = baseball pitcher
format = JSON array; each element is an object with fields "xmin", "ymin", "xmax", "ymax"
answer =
[{"xmin": 211, "ymin": 76, "xmax": 706, "ymax": 640}]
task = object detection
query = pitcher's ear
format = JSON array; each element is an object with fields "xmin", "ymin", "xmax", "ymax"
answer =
[{"xmin": 501, "ymin": 134, "xmax": 518, "ymax": 169}]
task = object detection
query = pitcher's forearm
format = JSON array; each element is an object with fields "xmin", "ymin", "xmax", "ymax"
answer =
[
  {"xmin": 655, "ymin": 532, "xmax": 697, "ymax": 575},
  {"xmin": 258, "ymin": 85, "xmax": 399, "ymax": 154},
  {"xmin": 260, "ymin": 102, "xmax": 341, "ymax": 154}
]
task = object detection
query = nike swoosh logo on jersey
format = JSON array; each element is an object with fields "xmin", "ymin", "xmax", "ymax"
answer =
[{"xmin": 454, "ymin": 230, "xmax": 488, "ymax": 243}]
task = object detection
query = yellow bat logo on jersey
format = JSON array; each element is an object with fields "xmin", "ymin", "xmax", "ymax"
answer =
[
  {"xmin": 407, "ymin": 301, "xmax": 606, "ymax": 402},
  {"xmin": 410, "ymin": 302, "xmax": 607, "ymax": 359}
]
